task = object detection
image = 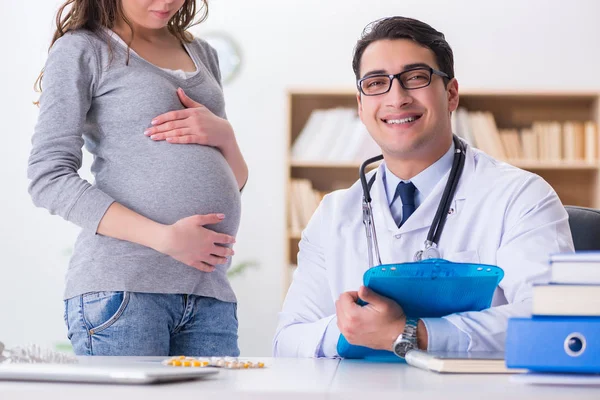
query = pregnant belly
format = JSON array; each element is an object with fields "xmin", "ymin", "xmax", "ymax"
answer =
[{"xmin": 96, "ymin": 143, "xmax": 241, "ymax": 233}]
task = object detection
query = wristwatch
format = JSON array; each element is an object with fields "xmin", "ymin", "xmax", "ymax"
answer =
[{"xmin": 392, "ymin": 317, "xmax": 419, "ymax": 358}]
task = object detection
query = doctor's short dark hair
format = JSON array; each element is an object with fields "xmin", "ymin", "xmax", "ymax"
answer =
[{"xmin": 352, "ymin": 16, "xmax": 455, "ymax": 83}]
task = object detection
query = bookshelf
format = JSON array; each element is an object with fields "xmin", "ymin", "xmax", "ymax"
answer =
[{"xmin": 284, "ymin": 89, "xmax": 600, "ymax": 293}]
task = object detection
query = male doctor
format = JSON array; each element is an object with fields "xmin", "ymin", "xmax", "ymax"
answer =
[{"xmin": 273, "ymin": 16, "xmax": 574, "ymax": 358}]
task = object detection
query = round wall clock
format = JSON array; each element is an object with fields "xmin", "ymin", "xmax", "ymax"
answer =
[{"xmin": 203, "ymin": 32, "xmax": 242, "ymax": 84}]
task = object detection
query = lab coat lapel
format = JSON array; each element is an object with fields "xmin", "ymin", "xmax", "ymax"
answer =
[
  {"xmin": 449, "ymin": 139, "xmax": 475, "ymax": 204},
  {"xmin": 371, "ymin": 163, "xmax": 400, "ymax": 234}
]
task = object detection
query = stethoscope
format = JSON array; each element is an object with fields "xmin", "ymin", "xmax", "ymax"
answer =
[{"xmin": 359, "ymin": 135, "xmax": 466, "ymax": 268}]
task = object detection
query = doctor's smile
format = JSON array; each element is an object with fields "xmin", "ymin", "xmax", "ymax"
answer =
[
  {"xmin": 381, "ymin": 114, "xmax": 422, "ymax": 125},
  {"xmin": 380, "ymin": 112, "xmax": 424, "ymax": 134}
]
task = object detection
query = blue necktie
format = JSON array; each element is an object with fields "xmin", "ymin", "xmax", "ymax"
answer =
[{"xmin": 393, "ymin": 181, "xmax": 416, "ymax": 227}]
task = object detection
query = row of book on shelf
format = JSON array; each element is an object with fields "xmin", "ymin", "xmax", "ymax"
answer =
[
  {"xmin": 291, "ymin": 108, "xmax": 380, "ymax": 162},
  {"xmin": 291, "ymin": 107, "xmax": 599, "ymax": 164},
  {"xmin": 452, "ymin": 108, "xmax": 598, "ymax": 163},
  {"xmin": 288, "ymin": 178, "xmax": 326, "ymax": 236},
  {"xmin": 506, "ymin": 251, "xmax": 600, "ymax": 373}
]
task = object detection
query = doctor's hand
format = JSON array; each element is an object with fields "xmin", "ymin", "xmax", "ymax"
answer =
[
  {"xmin": 336, "ymin": 286, "xmax": 406, "ymax": 351},
  {"xmin": 158, "ymin": 213, "xmax": 236, "ymax": 273},
  {"xmin": 145, "ymin": 88, "xmax": 235, "ymax": 152}
]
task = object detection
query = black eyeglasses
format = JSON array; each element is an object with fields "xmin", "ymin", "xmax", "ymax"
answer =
[{"xmin": 357, "ymin": 67, "xmax": 449, "ymax": 96}]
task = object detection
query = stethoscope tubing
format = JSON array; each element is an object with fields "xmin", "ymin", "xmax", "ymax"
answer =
[{"xmin": 360, "ymin": 135, "xmax": 466, "ymax": 267}]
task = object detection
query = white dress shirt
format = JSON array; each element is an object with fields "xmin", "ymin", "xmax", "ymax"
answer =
[
  {"xmin": 384, "ymin": 141, "xmax": 454, "ymax": 222},
  {"xmin": 273, "ymin": 139, "xmax": 574, "ymax": 358}
]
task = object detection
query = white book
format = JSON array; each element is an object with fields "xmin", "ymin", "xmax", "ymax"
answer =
[
  {"xmin": 551, "ymin": 262, "xmax": 600, "ymax": 284},
  {"xmin": 550, "ymin": 251, "xmax": 600, "ymax": 263},
  {"xmin": 310, "ymin": 108, "xmax": 353, "ymax": 161},
  {"xmin": 288, "ymin": 181, "xmax": 302, "ymax": 236},
  {"xmin": 302, "ymin": 110, "xmax": 337, "ymax": 161},
  {"xmin": 451, "ymin": 111, "xmax": 458, "ymax": 138},
  {"xmin": 549, "ymin": 122, "xmax": 562, "ymax": 161},
  {"xmin": 458, "ymin": 108, "xmax": 478, "ymax": 147},
  {"xmin": 562, "ymin": 121, "xmax": 585, "ymax": 162},
  {"xmin": 405, "ymin": 350, "xmax": 520, "ymax": 374},
  {"xmin": 573, "ymin": 122, "xmax": 585, "ymax": 161},
  {"xmin": 291, "ymin": 109, "xmax": 327, "ymax": 161},
  {"xmin": 337, "ymin": 119, "xmax": 367, "ymax": 162},
  {"xmin": 533, "ymin": 122, "xmax": 548, "ymax": 161},
  {"xmin": 550, "ymin": 251, "xmax": 600, "ymax": 284},
  {"xmin": 455, "ymin": 107, "xmax": 476, "ymax": 146},
  {"xmin": 584, "ymin": 121, "xmax": 597, "ymax": 162},
  {"xmin": 290, "ymin": 180, "xmax": 305, "ymax": 231},
  {"xmin": 297, "ymin": 179, "xmax": 319, "ymax": 227},
  {"xmin": 499, "ymin": 129, "xmax": 522, "ymax": 160},
  {"xmin": 353, "ymin": 131, "xmax": 381, "ymax": 162},
  {"xmin": 483, "ymin": 112, "xmax": 507, "ymax": 160},
  {"xmin": 325, "ymin": 109, "xmax": 359, "ymax": 161},
  {"xmin": 520, "ymin": 128, "xmax": 538, "ymax": 161},
  {"xmin": 562, "ymin": 122, "xmax": 577, "ymax": 161},
  {"xmin": 532, "ymin": 285, "xmax": 600, "ymax": 316},
  {"xmin": 469, "ymin": 113, "xmax": 491, "ymax": 153}
]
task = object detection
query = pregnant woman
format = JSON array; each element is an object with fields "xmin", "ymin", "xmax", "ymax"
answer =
[{"xmin": 28, "ymin": 0, "xmax": 247, "ymax": 356}]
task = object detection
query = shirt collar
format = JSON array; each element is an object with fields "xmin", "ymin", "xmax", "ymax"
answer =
[{"xmin": 383, "ymin": 141, "xmax": 455, "ymax": 206}]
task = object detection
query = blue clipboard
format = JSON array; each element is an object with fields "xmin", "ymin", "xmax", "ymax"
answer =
[{"xmin": 337, "ymin": 258, "xmax": 504, "ymax": 360}]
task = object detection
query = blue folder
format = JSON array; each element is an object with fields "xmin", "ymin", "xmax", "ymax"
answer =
[
  {"xmin": 337, "ymin": 259, "xmax": 503, "ymax": 360},
  {"xmin": 506, "ymin": 317, "xmax": 600, "ymax": 373}
]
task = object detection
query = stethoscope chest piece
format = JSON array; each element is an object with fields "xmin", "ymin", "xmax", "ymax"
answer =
[
  {"xmin": 424, "ymin": 246, "xmax": 442, "ymax": 260},
  {"xmin": 413, "ymin": 244, "xmax": 442, "ymax": 261}
]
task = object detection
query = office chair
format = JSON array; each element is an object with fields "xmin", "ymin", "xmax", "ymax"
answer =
[{"xmin": 564, "ymin": 205, "xmax": 600, "ymax": 251}]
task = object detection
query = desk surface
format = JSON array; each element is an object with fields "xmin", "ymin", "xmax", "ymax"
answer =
[{"xmin": 0, "ymin": 357, "xmax": 598, "ymax": 400}]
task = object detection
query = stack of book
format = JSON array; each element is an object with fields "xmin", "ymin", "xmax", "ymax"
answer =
[
  {"xmin": 291, "ymin": 108, "xmax": 381, "ymax": 163},
  {"xmin": 288, "ymin": 179, "xmax": 327, "ymax": 237},
  {"xmin": 452, "ymin": 107, "xmax": 599, "ymax": 163},
  {"xmin": 505, "ymin": 252, "xmax": 600, "ymax": 373}
]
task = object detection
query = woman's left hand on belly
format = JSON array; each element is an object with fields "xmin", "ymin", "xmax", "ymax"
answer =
[{"xmin": 144, "ymin": 88, "xmax": 234, "ymax": 151}]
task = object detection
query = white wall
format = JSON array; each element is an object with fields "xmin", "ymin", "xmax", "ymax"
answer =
[{"xmin": 1, "ymin": 0, "xmax": 599, "ymax": 356}]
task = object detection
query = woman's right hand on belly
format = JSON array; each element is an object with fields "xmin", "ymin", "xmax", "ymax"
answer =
[{"xmin": 158, "ymin": 213, "xmax": 236, "ymax": 272}]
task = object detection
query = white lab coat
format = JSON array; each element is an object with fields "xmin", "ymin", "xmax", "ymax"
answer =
[{"xmin": 274, "ymin": 143, "xmax": 574, "ymax": 357}]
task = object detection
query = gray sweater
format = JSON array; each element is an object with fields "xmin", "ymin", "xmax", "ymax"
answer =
[{"xmin": 28, "ymin": 30, "xmax": 241, "ymax": 302}]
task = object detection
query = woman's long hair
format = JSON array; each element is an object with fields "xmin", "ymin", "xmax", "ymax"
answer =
[{"xmin": 34, "ymin": 0, "xmax": 208, "ymax": 102}]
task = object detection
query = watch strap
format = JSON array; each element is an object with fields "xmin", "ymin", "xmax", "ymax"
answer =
[
  {"xmin": 392, "ymin": 317, "xmax": 419, "ymax": 358},
  {"xmin": 403, "ymin": 317, "xmax": 419, "ymax": 343}
]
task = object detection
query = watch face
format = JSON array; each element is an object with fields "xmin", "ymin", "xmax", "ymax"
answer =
[
  {"xmin": 202, "ymin": 33, "xmax": 242, "ymax": 84},
  {"xmin": 394, "ymin": 341, "xmax": 413, "ymax": 358}
]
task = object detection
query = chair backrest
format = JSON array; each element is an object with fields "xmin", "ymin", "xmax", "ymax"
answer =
[{"xmin": 565, "ymin": 205, "xmax": 600, "ymax": 251}]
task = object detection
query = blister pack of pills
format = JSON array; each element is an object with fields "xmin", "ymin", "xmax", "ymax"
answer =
[{"xmin": 162, "ymin": 356, "xmax": 265, "ymax": 369}]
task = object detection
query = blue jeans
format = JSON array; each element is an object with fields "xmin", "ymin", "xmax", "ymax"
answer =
[{"xmin": 64, "ymin": 292, "xmax": 239, "ymax": 356}]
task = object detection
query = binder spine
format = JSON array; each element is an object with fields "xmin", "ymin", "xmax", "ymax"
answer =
[{"xmin": 506, "ymin": 317, "xmax": 600, "ymax": 373}]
